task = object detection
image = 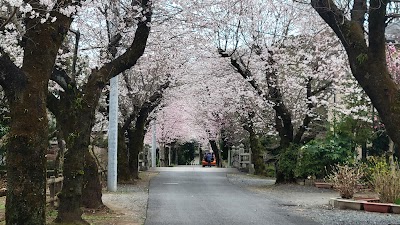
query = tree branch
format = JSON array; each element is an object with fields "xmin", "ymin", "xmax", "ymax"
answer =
[
  {"xmin": 294, "ymin": 77, "xmax": 313, "ymax": 143},
  {"xmin": 0, "ymin": 51, "xmax": 27, "ymax": 100},
  {"xmin": 0, "ymin": 7, "xmax": 17, "ymax": 31},
  {"xmin": 47, "ymin": 93, "xmax": 62, "ymax": 120},
  {"xmin": 85, "ymin": 0, "xmax": 152, "ymax": 92},
  {"xmin": 351, "ymin": 0, "xmax": 367, "ymax": 29},
  {"xmin": 219, "ymin": 49, "xmax": 266, "ymax": 98},
  {"xmin": 311, "ymin": 81, "xmax": 332, "ymax": 96},
  {"xmin": 311, "ymin": 0, "xmax": 366, "ymax": 51},
  {"xmin": 69, "ymin": 29, "xmax": 81, "ymax": 80},
  {"xmin": 122, "ymin": 80, "xmax": 169, "ymax": 132},
  {"xmin": 50, "ymin": 67, "xmax": 74, "ymax": 91},
  {"xmin": 369, "ymin": 0, "xmax": 389, "ymax": 60}
]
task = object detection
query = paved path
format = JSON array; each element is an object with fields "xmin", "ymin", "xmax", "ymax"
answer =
[{"xmin": 145, "ymin": 166, "xmax": 319, "ymax": 225}]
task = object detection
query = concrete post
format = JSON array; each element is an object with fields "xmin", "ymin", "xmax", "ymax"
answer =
[
  {"xmin": 107, "ymin": 75, "xmax": 118, "ymax": 192},
  {"xmin": 228, "ymin": 147, "xmax": 231, "ymax": 168},
  {"xmin": 107, "ymin": 0, "xmax": 119, "ymax": 192},
  {"xmin": 151, "ymin": 121, "xmax": 156, "ymax": 167}
]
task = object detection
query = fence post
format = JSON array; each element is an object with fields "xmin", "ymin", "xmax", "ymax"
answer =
[{"xmin": 49, "ymin": 176, "xmax": 56, "ymax": 207}]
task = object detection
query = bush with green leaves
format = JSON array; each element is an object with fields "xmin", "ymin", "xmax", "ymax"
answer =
[
  {"xmin": 277, "ymin": 144, "xmax": 299, "ymax": 181},
  {"xmin": 295, "ymin": 134, "xmax": 354, "ymax": 179},
  {"xmin": 177, "ymin": 141, "xmax": 197, "ymax": 165}
]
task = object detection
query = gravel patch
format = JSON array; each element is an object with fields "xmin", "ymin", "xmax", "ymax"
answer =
[
  {"xmin": 101, "ymin": 172, "xmax": 158, "ymax": 225},
  {"xmin": 227, "ymin": 173, "xmax": 400, "ymax": 225}
]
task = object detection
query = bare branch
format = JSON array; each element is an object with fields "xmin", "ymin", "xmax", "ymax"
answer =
[
  {"xmin": 0, "ymin": 7, "xmax": 17, "ymax": 31},
  {"xmin": 311, "ymin": 81, "xmax": 333, "ymax": 96},
  {"xmin": 50, "ymin": 68, "xmax": 74, "ymax": 91},
  {"xmin": 69, "ymin": 29, "xmax": 81, "ymax": 80},
  {"xmin": 0, "ymin": 50, "xmax": 27, "ymax": 100},
  {"xmin": 86, "ymin": 0, "xmax": 152, "ymax": 89}
]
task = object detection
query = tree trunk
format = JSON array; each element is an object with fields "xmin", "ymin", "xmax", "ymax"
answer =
[
  {"xmin": 0, "ymin": 6, "xmax": 73, "ymax": 224},
  {"xmin": 6, "ymin": 86, "xmax": 47, "ymax": 225},
  {"xmin": 117, "ymin": 127, "xmax": 133, "ymax": 183},
  {"xmin": 164, "ymin": 145, "xmax": 169, "ymax": 166},
  {"xmin": 174, "ymin": 147, "xmax": 178, "ymax": 165},
  {"xmin": 54, "ymin": 126, "xmax": 89, "ymax": 224},
  {"xmin": 361, "ymin": 143, "xmax": 367, "ymax": 160},
  {"xmin": 48, "ymin": 9, "xmax": 156, "ymax": 214},
  {"xmin": 209, "ymin": 140, "xmax": 221, "ymax": 167},
  {"xmin": 159, "ymin": 145, "xmax": 165, "ymax": 167},
  {"xmin": 243, "ymin": 113, "xmax": 266, "ymax": 175},
  {"xmin": 124, "ymin": 86, "xmax": 167, "ymax": 175},
  {"xmin": 127, "ymin": 129, "xmax": 140, "ymax": 180},
  {"xmin": 47, "ymin": 88, "xmax": 103, "ymax": 223},
  {"xmin": 82, "ymin": 149, "xmax": 104, "ymax": 209},
  {"xmin": 126, "ymin": 104, "xmax": 150, "ymax": 179},
  {"xmin": 247, "ymin": 128, "xmax": 266, "ymax": 175}
]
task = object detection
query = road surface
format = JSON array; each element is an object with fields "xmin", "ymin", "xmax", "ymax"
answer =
[{"xmin": 145, "ymin": 166, "xmax": 319, "ymax": 225}]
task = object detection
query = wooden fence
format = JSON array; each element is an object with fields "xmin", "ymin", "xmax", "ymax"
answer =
[{"xmin": 46, "ymin": 176, "xmax": 63, "ymax": 206}]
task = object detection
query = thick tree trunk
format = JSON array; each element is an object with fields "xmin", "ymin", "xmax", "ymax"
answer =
[
  {"xmin": 47, "ymin": 87, "xmax": 104, "ymax": 222},
  {"xmin": 243, "ymin": 113, "xmax": 266, "ymax": 175},
  {"xmin": 127, "ymin": 129, "xmax": 140, "ymax": 180},
  {"xmin": 117, "ymin": 127, "xmax": 133, "ymax": 183},
  {"xmin": 82, "ymin": 149, "xmax": 104, "ymax": 209},
  {"xmin": 127, "ymin": 105, "xmax": 149, "ymax": 179},
  {"xmin": 0, "ymin": 5, "xmax": 72, "ymax": 224},
  {"xmin": 49, "ymin": 101, "xmax": 104, "ymax": 223},
  {"xmin": 247, "ymin": 128, "xmax": 266, "ymax": 175},
  {"xmin": 164, "ymin": 145, "xmax": 169, "ymax": 166},
  {"xmin": 159, "ymin": 146, "xmax": 166, "ymax": 167},
  {"xmin": 55, "ymin": 135, "xmax": 88, "ymax": 224},
  {"xmin": 6, "ymin": 87, "xmax": 47, "ymax": 225},
  {"xmin": 224, "ymin": 52, "xmax": 298, "ymax": 182},
  {"xmin": 125, "ymin": 85, "xmax": 167, "ymax": 174}
]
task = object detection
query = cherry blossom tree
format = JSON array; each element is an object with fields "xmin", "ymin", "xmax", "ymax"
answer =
[
  {"xmin": 0, "ymin": 0, "xmax": 78, "ymax": 223},
  {"xmin": 136, "ymin": 1, "xmax": 352, "ymax": 178},
  {"xmin": 199, "ymin": 0, "xmax": 352, "ymax": 180},
  {"xmin": 310, "ymin": 0, "xmax": 400, "ymax": 149},
  {"xmin": 116, "ymin": 64, "xmax": 169, "ymax": 181},
  {"xmin": 1, "ymin": 0, "xmax": 152, "ymax": 224}
]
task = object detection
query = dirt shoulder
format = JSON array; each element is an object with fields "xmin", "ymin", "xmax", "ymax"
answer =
[
  {"xmin": 96, "ymin": 171, "xmax": 159, "ymax": 225},
  {"xmin": 227, "ymin": 173, "xmax": 338, "ymax": 208},
  {"xmin": 227, "ymin": 173, "xmax": 400, "ymax": 225}
]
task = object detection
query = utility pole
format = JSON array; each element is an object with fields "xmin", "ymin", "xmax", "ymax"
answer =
[
  {"xmin": 151, "ymin": 121, "xmax": 156, "ymax": 167},
  {"xmin": 107, "ymin": 0, "xmax": 119, "ymax": 192}
]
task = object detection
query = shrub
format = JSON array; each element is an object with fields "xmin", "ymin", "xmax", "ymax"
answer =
[
  {"xmin": 265, "ymin": 164, "xmax": 276, "ymax": 177},
  {"xmin": 367, "ymin": 157, "xmax": 400, "ymax": 203},
  {"xmin": 295, "ymin": 135, "xmax": 354, "ymax": 179},
  {"xmin": 327, "ymin": 164, "xmax": 363, "ymax": 199},
  {"xmin": 277, "ymin": 144, "xmax": 299, "ymax": 181}
]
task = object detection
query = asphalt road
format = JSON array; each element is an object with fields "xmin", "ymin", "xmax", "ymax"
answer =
[{"xmin": 145, "ymin": 167, "xmax": 319, "ymax": 225}]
